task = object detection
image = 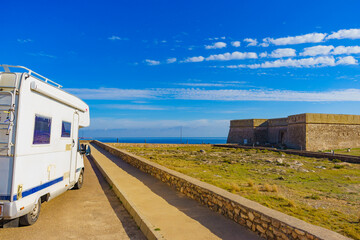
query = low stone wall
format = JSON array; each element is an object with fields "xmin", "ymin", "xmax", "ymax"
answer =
[
  {"xmin": 214, "ymin": 144, "xmax": 360, "ymax": 164},
  {"xmin": 93, "ymin": 140, "xmax": 350, "ymax": 240}
]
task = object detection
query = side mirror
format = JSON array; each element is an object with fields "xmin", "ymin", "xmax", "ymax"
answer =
[
  {"xmin": 85, "ymin": 145, "xmax": 91, "ymax": 156},
  {"xmin": 79, "ymin": 144, "xmax": 86, "ymax": 155}
]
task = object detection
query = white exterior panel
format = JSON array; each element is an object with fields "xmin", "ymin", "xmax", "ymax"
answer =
[
  {"xmin": 0, "ymin": 67, "xmax": 90, "ymax": 222},
  {"xmin": 0, "ymin": 157, "xmax": 12, "ymax": 200}
]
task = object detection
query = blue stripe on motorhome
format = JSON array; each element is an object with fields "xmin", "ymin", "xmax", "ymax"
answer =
[
  {"xmin": 12, "ymin": 176, "xmax": 64, "ymax": 201},
  {"xmin": 0, "ymin": 195, "xmax": 11, "ymax": 201}
]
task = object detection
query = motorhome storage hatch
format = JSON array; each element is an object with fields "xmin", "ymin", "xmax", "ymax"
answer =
[{"xmin": 0, "ymin": 65, "xmax": 90, "ymax": 227}]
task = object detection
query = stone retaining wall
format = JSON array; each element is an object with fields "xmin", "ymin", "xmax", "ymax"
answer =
[{"xmin": 93, "ymin": 140, "xmax": 350, "ymax": 240}]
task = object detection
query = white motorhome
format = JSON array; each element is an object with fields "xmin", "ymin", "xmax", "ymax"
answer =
[{"xmin": 0, "ymin": 65, "xmax": 90, "ymax": 227}]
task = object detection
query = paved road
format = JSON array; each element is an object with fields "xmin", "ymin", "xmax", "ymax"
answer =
[
  {"xmin": 0, "ymin": 156, "xmax": 145, "ymax": 240},
  {"xmin": 91, "ymin": 143, "xmax": 262, "ymax": 240}
]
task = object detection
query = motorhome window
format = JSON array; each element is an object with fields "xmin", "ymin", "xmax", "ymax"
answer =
[
  {"xmin": 33, "ymin": 116, "xmax": 52, "ymax": 144},
  {"xmin": 61, "ymin": 121, "xmax": 71, "ymax": 137}
]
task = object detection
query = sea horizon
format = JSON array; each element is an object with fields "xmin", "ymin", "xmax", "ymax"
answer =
[{"xmin": 83, "ymin": 137, "xmax": 227, "ymax": 144}]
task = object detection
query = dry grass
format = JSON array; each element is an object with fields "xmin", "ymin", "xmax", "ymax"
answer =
[
  {"xmin": 111, "ymin": 143, "xmax": 360, "ymax": 240},
  {"xmin": 264, "ymin": 183, "xmax": 272, "ymax": 192},
  {"xmin": 252, "ymin": 185, "xmax": 259, "ymax": 194},
  {"xmin": 230, "ymin": 182, "xmax": 241, "ymax": 193},
  {"xmin": 262, "ymin": 183, "xmax": 278, "ymax": 192},
  {"xmin": 247, "ymin": 179, "xmax": 254, "ymax": 187}
]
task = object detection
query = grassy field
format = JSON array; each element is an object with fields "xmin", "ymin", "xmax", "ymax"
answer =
[
  {"xmin": 110, "ymin": 143, "xmax": 360, "ymax": 239},
  {"xmin": 331, "ymin": 148, "xmax": 360, "ymax": 156}
]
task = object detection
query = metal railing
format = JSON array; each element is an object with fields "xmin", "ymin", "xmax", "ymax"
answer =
[{"xmin": 0, "ymin": 64, "xmax": 62, "ymax": 88}]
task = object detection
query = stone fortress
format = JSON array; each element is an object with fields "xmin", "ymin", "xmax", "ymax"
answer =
[{"xmin": 227, "ymin": 113, "xmax": 360, "ymax": 151}]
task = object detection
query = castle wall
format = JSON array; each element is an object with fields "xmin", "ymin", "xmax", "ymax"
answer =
[
  {"xmin": 227, "ymin": 113, "xmax": 360, "ymax": 151},
  {"xmin": 227, "ymin": 119, "xmax": 267, "ymax": 144},
  {"xmin": 304, "ymin": 113, "xmax": 360, "ymax": 151},
  {"xmin": 285, "ymin": 114, "xmax": 307, "ymax": 150},
  {"xmin": 254, "ymin": 127, "xmax": 268, "ymax": 144},
  {"xmin": 252, "ymin": 119, "xmax": 268, "ymax": 144},
  {"xmin": 306, "ymin": 124, "xmax": 360, "ymax": 151},
  {"xmin": 268, "ymin": 127, "xmax": 287, "ymax": 144},
  {"xmin": 227, "ymin": 119, "xmax": 254, "ymax": 144},
  {"xmin": 268, "ymin": 118, "xmax": 288, "ymax": 144},
  {"xmin": 286, "ymin": 124, "xmax": 306, "ymax": 150},
  {"xmin": 227, "ymin": 127, "xmax": 254, "ymax": 144}
]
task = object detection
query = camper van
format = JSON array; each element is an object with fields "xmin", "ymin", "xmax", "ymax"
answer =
[{"xmin": 0, "ymin": 65, "xmax": 90, "ymax": 227}]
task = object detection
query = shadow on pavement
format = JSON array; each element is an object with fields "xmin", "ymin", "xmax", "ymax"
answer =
[
  {"xmin": 86, "ymin": 155, "xmax": 146, "ymax": 240},
  {"xmin": 90, "ymin": 143, "xmax": 262, "ymax": 240}
]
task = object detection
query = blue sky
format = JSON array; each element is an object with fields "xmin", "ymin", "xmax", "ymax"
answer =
[{"xmin": 1, "ymin": 0, "xmax": 360, "ymax": 137}]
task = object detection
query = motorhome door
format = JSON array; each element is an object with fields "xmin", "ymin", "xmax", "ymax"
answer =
[{"xmin": 70, "ymin": 112, "xmax": 79, "ymax": 183}]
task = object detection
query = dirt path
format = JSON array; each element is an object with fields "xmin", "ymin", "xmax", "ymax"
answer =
[{"xmin": 0, "ymin": 156, "xmax": 145, "ymax": 240}]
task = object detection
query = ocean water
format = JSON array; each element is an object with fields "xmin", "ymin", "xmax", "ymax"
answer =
[{"xmin": 86, "ymin": 137, "xmax": 227, "ymax": 144}]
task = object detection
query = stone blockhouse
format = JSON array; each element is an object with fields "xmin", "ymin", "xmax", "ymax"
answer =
[{"xmin": 227, "ymin": 113, "xmax": 360, "ymax": 151}]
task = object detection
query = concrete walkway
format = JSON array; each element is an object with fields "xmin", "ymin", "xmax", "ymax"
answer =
[{"xmin": 90, "ymin": 143, "xmax": 262, "ymax": 240}]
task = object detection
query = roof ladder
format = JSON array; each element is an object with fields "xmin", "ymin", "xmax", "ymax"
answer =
[{"xmin": 0, "ymin": 73, "xmax": 18, "ymax": 156}]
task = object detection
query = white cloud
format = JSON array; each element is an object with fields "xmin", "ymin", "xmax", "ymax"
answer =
[
  {"xmin": 327, "ymin": 28, "xmax": 360, "ymax": 40},
  {"xmin": 167, "ymin": 58, "xmax": 177, "ymax": 63},
  {"xmin": 300, "ymin": 45, "xmax": 360, "ymax": 57},
  {"xmin": 227, "ymin": 56, "xmax": 358, "ymax": 69},
  {"xmin": 170, "ymin": 88, "xmax": 360, "ymax": 101},
  {"xmin": 205, "ymin": 42, "xmax": 227, "ymax": 49},
  {"xmin": 101, "ymin": 104, "xmax": 165, "ymax": 110},
  {"xmin": 205, "ymin": 51, "xmax": 258, "ymax": 61},
  {"xmin": 207, "ymin": 37, "xmax": 225, "ymax": 41},
  {"xmin": 68, "ymin": 87, "xmax": 360, "ymax": 102},
  {"xmin": 17, "ymin": 38, "xmax": 32, "ymax": 43},
  {"xmin": 259, "ymin": 52, "xmax": 268, "ymax": 58},
  {"xmin": 177, "ymin": 83, "xmax": 226, "ymax": 87},
  {"xmin": 88, "ymin": 118, "xmax": 229, "ymax": 130},
  {"xmin": 108, "ymin": 36, "xmax": 123, "ymax": 40},
  {"xmin": 268, "ymin": 48, "xmax": 296, "ymax": 58},
  {"xmin": 259, "ymin": 42, "xmax": 269, "ymax": 47},
  {"xmin": 29, "ymin": 52, "xmax": 56, "ymax": 58},
  {"xmin": 66, "ymin": 88, "xmax": 156, "ymax": 100},
  {"xmin": 244, "ymin": 38, "xmax": 258, "ymax": 46},
  {"xmin": 256, "ymin": 28, "xmax": 360, "ymax": 47},
  {"xmin": 231, "ymin": 41, "xmax": 241, "ymax": 47},
  {"xmin": 176, "ymin": 81, "xmax": 246, "ymax": 87},
  {"xmin": 263, "ymin": 33, "xmax": 327, "ymax": 46},
  {"xmin": 184, "ymin": 56, "xmax": 205, "ymax": 62},
  {"xmin": 332, "ymin": 46, "xmax": 360, "ymax": 55},
  {"xmin": 336, "ymin": 56, "xmax": 358, "ymax": 65},
  {"xmin": 145, "ymin": 59, "xmax": 160, "ymax": 65},
  {"xmin": 300, "ymin": 45, "xmax": 334, "ymax": 56},
  {"xmin": 260, "ymin": 56, "xmax": 334, "ymax": 68}
]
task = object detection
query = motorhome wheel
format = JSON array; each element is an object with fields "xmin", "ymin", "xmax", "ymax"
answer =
[
  {"xmin": 19, "ymin": 198, "xmax": 41, "ymax": 226},
  {"xmin": 74, "ymin": 169, "xmax": 84, "ymax": 189}
]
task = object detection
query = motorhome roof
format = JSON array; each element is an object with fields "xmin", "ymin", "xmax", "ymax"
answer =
[
  {"xmin": 0, "ymin": 65, "xmax": 62, "ymax": 88},
  {"xmin": 0, "ymin": 64, "xmax": 90, "ymax": 120}
]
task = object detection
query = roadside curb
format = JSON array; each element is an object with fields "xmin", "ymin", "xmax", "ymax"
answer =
[{"xmin": 88, "ymin": 152, "xmax": 165, "ymax": 240}]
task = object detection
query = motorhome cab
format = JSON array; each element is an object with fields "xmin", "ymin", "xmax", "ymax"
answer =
[{"xmin": 0, "ymin": 65, "xmax": 90, "ymax": 227}]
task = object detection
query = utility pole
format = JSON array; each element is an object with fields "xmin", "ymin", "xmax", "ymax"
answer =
[{"xmin": 180, "ymin": 126, "xmax": 182, "ymax": 144}]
